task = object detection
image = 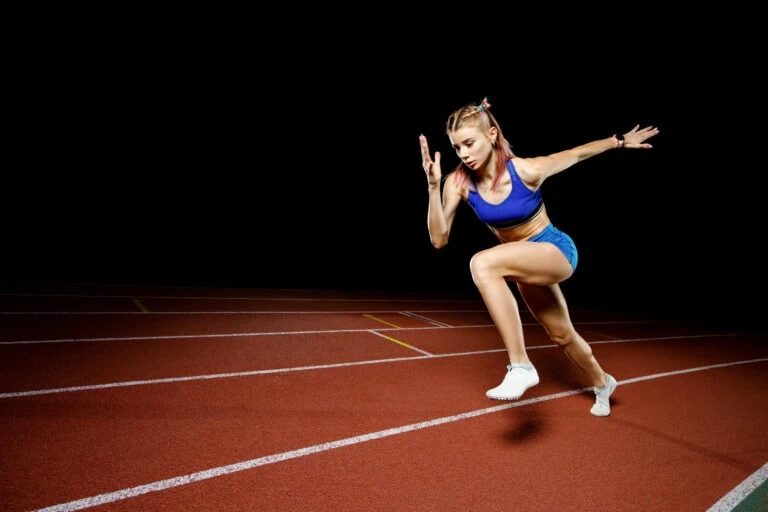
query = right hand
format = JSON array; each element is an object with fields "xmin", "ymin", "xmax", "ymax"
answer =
[{"xmin": 419, "ymin": 134, "xmax": 442, "ymax": 186}]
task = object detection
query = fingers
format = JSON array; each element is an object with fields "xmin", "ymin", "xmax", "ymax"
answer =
[
  {"xmin": 625, "ymin": 125, "xmax": 660, "ymax": 147},
  {"xmin": 639, "ymin": 126, "xmax": 660, "ymax": 142},
  {"xmin": 420, "ymin": 134, "xmax": 433, "ymax": 165},
  {"xmin": 419, "ymin": 134, "xmax": 430, "ymax": 152},
  {"xmin": 434, "ymin": 151, "xmax": 441, "ymax": 165},
  {"xmin": 631, "ymin": 125, "xmax": 660, "ymax": 136},
  {"xmin": 627, "ymin": 124, "xmax": 665, "ymax": 136}
]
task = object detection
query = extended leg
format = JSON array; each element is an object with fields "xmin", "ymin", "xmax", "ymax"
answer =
[{"xmin": 517, "ymin": 282, "xmax": 617, "ymax": 416}]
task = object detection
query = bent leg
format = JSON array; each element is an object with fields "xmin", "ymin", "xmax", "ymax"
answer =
[
  {"xmin": 516, "ymin": 282, "xmax": 608, "ymax": 388},
  {"xmin": 469, "ymin": 241, "xmax": 573, "ymax": 364}
]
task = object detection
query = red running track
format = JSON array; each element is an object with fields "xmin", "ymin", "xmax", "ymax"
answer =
[{"xmin": 0, "ymin": 283, "xmax": 766, "ymax": 511}]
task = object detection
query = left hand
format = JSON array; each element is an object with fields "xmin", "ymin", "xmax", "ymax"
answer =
[{"xmin": 622, "ymin": 124, "xmax": 660, "ymax": 149}]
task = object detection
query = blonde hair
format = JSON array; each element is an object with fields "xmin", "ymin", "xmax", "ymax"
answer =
[{"xmin": 447, "ymin": 97, "xmax": 514, "ymax": 192}]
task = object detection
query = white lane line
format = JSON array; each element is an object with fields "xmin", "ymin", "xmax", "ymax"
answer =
[
  {"xmin": 0, "ymin": 349, "xmax": 498, "ymax": 398},
  {"xmin": 2, "ymin": 325, "xmax": 754, "ymax": 346},
  {"xmin": 0, "ymin": 324, "xmax": 499, "ymax": 345},
  {"xmin": 2, "ymin": 335, "xmax": 764, "ymax": 398},
  {"xmin": 400, "ymin": 311, "xmax": 452, "ymax": 327},
  {"xmin": 706, "ymin": 461, "xmax": 768, "ymax": 511},
  {"xmin": 30, "ymin": 358, "xmax": 768, "ymax": 512}
]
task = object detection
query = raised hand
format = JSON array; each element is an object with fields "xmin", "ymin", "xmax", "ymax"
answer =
[
  {"xmin": 420, "ymin": 134, "xmax": 442, "ymax": 185},
  {"xmin": 623, "ymin": 125, "xmax": 660, "ymax": 149}
]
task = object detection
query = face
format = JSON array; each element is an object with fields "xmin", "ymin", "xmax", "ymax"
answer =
[{"xmin": 448, "ymin": 124, "xmax": 497, "ymax": 172}]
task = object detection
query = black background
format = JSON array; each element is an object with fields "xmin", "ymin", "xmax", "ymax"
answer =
[{"xmin": 4, "ymin": 21, "xmax": 764, "ymax": 327}]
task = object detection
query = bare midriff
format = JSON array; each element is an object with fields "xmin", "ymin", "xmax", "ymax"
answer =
[{"xmin": 489, "ymin": 204, "xmax": 552, "ymax": 243}]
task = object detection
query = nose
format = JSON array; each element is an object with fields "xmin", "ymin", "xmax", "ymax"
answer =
[{"xmin": 458, "ymin": 146, "xmax": 470, "ymax": 158}]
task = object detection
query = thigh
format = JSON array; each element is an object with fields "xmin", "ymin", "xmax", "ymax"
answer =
[{"xmin": 473, "ymin": 241, "xmax": 574, "ymax": 286}]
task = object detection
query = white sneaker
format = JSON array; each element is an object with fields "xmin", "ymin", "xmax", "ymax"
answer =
[
  {"xmin": 486, "ymin": 364, "xmax": 539, "ymax": 400},
  {"xmin": 590, "ymin": 374, "xmax": 617, "ymax": 417}
]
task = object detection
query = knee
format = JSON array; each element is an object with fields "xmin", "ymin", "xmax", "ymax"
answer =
[
  {"xmin": 547, "ymin": 327, "xmax": 578, "ymax": 348},
  {"xmin": 469, "ymin": 251, "xmax": 498, "ymax": 288}
]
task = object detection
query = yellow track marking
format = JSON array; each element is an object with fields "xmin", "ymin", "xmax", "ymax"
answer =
[
  {"xmin": 363, "ymin": 314, "xmax": 400, "ymax": 329},
  {"xmin": 368, "ymin": 330, "xmax": 433, "ymax": 356}
]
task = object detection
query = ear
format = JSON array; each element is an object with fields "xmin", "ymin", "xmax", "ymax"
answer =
[{"xmin": 488, "ymin": 126, "xmax": 498, "ymax": 144}]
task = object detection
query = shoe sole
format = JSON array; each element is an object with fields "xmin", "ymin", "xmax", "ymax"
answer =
[
  {"xmin": 486, "ymin": 380, "xmax": 539, "ymax": 401},
  {"xmin": 486, "ymin": 394, "xmax": 524, "ymax": 401}
]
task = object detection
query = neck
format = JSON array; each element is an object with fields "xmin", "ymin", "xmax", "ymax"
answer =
[{"xmin": 477, "ymin": 152, "xmax": 499, "ymax": 182}]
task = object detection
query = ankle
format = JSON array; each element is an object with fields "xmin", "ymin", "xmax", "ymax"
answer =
[{"xmin": 595, "ymin": 372, "xmax": 609, "ymax": 389}]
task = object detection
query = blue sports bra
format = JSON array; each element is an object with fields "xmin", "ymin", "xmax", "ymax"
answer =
[{"xmin": 466, "ymin": 160, "xmax": 543, "ymax": 229}]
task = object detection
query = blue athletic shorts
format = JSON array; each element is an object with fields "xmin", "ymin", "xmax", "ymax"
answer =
[{"xmin": 529, "ymin": 223, "xmax": 578, "ymax": 271}]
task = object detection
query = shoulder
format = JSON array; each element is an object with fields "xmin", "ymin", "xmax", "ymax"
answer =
[
  {"xmin": 444, "ymin": 170, "xmax": 470, "ymax": 201},
  {"xmin": 510, "ymin": 157, "xmax": 540, "ymax": 187}
]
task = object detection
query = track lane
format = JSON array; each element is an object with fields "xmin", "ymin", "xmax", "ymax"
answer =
[
  {"xmin": 107, "ymin": 365, "xmax": 767, "ymax": 512},
  {"xmin": 0, "ymin": 312, "xmax": 434, "ymax": 342},
  {"xmin": 0, "ymin": 322, "xmax": 756, "ymax": 395},
  {"xmin": 2, "ymin": 336, "xmax": 767, "ymax": 511},
  {"xmin": 0, "ymin": 331, "xmax": 424, "ymax": 393}
]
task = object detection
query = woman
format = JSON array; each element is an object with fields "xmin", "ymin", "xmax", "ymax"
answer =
[{"xmin": 419, "ymin": 97, "xmax": 659, "ymax": 417}]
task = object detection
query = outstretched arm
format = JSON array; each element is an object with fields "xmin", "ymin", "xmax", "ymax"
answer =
[
  {"xmin": 420, "ymin": 134, "xmax": 461, "ymax": 249},
  {"xmin": 521, "ymin": 125, "xmax": 660, "ymax": 188}
]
